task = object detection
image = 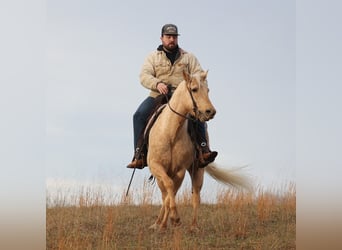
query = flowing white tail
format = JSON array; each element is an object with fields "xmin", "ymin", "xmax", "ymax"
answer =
[{"xmin": 205, "ymin": 163, "xmax": 253, "ymax": 191}]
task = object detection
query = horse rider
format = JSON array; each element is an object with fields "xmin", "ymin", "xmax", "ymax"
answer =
[{"xmin": 127, "ymin": 24, "xmax": 218, "ymax": 169}]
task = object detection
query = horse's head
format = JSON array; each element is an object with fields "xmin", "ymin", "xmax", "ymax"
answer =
[{"xmin": 183, "ymin": 70, "xmax": 216, "ymax": 122}]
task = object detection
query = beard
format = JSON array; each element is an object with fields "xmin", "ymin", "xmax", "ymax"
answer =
[{"xmin": 164, "ymin": 43, "xmax": 177, "ymax": 51}]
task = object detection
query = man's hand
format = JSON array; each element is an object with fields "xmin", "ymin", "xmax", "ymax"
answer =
[{"xmin": 157, "ymin": 82, "xmax": 169, "ymax": 95}]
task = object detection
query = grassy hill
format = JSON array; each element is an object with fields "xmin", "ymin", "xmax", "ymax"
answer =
[{"xmin": 46, "ymin": 182, "xmax": 295, "ymax": 249}]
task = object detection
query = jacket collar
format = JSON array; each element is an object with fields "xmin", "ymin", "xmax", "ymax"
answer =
[{"xmin": 157, "ymin": 45, "xmax": 187, "ymax": 54}]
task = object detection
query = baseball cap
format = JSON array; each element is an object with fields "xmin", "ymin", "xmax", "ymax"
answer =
[{"xmin": 161, "ymin": 24, "xmax": 180, "ymax": 36}]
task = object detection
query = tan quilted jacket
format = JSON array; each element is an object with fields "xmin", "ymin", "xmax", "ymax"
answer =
[{"xmin": 139, "ymin": 47, "xmax": 207, "ymax": 98}]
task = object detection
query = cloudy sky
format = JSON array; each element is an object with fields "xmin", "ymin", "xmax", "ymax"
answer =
[{"xmin": 46, "ymin": 0, "xmax": 295, "ymax": 197}]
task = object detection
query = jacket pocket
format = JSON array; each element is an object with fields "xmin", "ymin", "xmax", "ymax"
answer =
[
  {"xmin": 155, "ymin": 63, "xmax": 170, "ymax": 76},
  {"xmin": 174, "ymin": 62, "xmax": 188, "ymax": 74}
]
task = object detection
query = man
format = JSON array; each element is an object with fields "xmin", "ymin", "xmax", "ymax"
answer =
[{"xmin": 127, "ymin": 24, "xmax": 217, "ymax": 169}]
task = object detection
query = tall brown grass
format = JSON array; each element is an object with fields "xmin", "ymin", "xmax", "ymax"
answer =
[{"xmin": 46, "ymin": 181, "xmax": 295, "ymax": 249}]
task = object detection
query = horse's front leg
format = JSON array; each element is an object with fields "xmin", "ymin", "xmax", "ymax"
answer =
[
  {"xmin": 148, "ymin": 164, "xmax": 176, "ymax": 230},
  {"xmin": 160, "ymin": 173, "xmax": 180, "ymax": 229},
  {"xmin": 160, "ymin": 195, "xmax": 171, "ymax": 230},
  {"xmin": 149, "ymin": 182, "xmax": 166, "ymax": 230},
  {"xmin": 169, "ymin": 168, "xmax": 186, "ymax": 226},
  {"xmin": 190, "ymin": 168, "xmax": 204, "ymax": 232}
]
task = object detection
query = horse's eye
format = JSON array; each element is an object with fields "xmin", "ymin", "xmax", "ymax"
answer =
[{"xmin": 192, "ymin": 88, "xmax": 198, "ymax": 93}]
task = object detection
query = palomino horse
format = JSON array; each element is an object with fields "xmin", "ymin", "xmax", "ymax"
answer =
[{"xmin": 147, "ymin": 70, "xmax": 250, "ymax": 231}]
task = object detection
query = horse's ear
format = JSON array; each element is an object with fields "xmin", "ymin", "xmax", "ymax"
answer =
[
  {"xmin": 201, "ymin": 70, "xmax": 208, "ymax": 80},
  {"xmin": 183, "ymin": 70, "xmax": 191, "ymax": 82}
]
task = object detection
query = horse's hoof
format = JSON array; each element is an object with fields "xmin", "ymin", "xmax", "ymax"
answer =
[{"xmin": 171, "ymin": 218, "xmax": 181, "ymax": 227}]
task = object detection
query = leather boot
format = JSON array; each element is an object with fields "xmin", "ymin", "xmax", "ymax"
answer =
[
  {"xmin": 127, "ymin": 158, "xmax": 145, "ymax": 169},
  {"xmin": 198, "ymin": 143, "xmax": 218, "ymax": 168},
  {"xmin": 127, "ymin": 147, "xmax": 147, "ymax": 169}
]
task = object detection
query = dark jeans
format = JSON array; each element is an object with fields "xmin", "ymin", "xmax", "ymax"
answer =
[
  {"xmin": 133, "ymin": 97, "xmax": 156, "ymax": 149},
  {"xmin": 132, "ymin": 96, "xmax": 208, "ymax": 150}
]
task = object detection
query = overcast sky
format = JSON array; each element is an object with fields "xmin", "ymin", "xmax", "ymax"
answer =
[
  {"xmin": 2, "ymin": 1, "xmax": 342, "ymax": 248},
  {"xmin": 46, "ymin": 0, "xmax": 295, "ymax": 198}
]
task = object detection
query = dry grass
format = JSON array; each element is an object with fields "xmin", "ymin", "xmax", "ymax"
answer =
[{"xmin": 46, "ymin": 182, "xmax": 295, "ymax": 249}]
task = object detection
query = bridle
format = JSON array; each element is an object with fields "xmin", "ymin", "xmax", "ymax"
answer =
[{"xmin": 164, "ymin": 80, "xmax": 199, "ymax": 121}]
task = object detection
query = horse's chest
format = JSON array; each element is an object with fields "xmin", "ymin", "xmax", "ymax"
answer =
[{"xmin": 172, "ymin": 137, "xmax": 194, "ymax": 162}]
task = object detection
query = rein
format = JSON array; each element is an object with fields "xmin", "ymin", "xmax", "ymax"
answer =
[{"xmin": 164, "ymin": 82, "xmax": 199, "ymax": 121}]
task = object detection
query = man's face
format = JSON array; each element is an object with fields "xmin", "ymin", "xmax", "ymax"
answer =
[{"xmin": 161, "ymin": 35, "xmax": 178, "ymax": 51}]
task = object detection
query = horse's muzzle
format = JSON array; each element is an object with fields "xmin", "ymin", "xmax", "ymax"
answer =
[
  {"xmin": 206, "ymin": 108, "xmax": 216, "ymax": 120},
  {"xmin": 199, "ymin": 108, "xmax": 216, "ymax": 121}
]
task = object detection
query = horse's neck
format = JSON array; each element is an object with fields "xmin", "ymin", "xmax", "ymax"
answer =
[
  {"xmin": 162, "ymin": 106, "xmax": 187, "ymax": 131},
  {"xmin": 158, "ymin": 94, "xmax": 189, "ymax": 139}
]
